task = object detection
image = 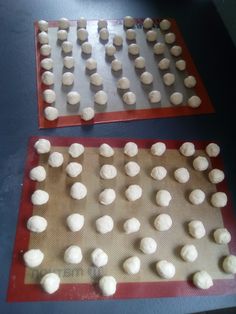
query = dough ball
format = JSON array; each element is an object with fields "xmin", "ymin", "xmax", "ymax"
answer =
[
  {"xmin": 63, "ymin": 56, "xmax": 75, "ymax": 69},
  {"xmin": 165, "ymin": 32, "xmax": 176, "ymax": 44},
  {"xmin": 77, "ymin": 28, "xmax": 88, "ymax": 41},
  {"xmin": 81, "ymin": 41, "xmax": 92, "ymax": 54},
  {"xmin": 148, "ymin": 90, "xmax": 161, "ymax": 103},
  {"xmin": 77, "ymin": 17, "xmax": 87, "ymax": 28},
  {"xmin": 67, "ymin": 91, "xmax": 80, "ymax": 105},
  {"xmin": 38, "ymin": 31, "xmax": 49, "ymax": 44},
  {"xmin": 29, "ymin": 165, "xmax": 46, "ymax": 182},
  {"xmin": 158, "ymin": 57, "xmax": 170, "ymax": 70},
  {"xmin": 163, "ymin": 73, "xmax": 175, "ymax": 86},
  {"xmin": 124, "ymin": 142, "xmax": 138, "ymax": 157},
  {"xmin": 111, "ymin": 59, "xmax": 122, "ymax": 71},
  {"xmin": 70, "ymin": 182, "xmax": 87, "ymax": 200},
  {"xmin": 124, "ymin": 16, "xmax": 135, "ymax": 28},
  {"xmin": 170, "ymin": 92, "xmax": 183, "ymax": 105},
  {"xmin": 159, "ymin": 19, "xmax": 171, "ymax": 31},
  {"xmin": 128, "ymin": 43, "xmax": 140, "ymax": 55},
  {"xmin": 62, "ymin": 72, "xmax": 74, "ymax": 85},
  {"xmin": 99, "ymin": 276, "xmax": 117, "ymax": 296},
  {"xmin": 38, "ymin": 20, "xmax": 48, "ymax": 32},
  {"xmin": 66, "ymin": 162, "xmax": 82, "ymax": 177},
  {"xmin": 134, "ymin": 56, "xmax": 145, "ymax": 69},
  {"xmin": 117, "ymin": 77, "xmax": 130, "ymax": 89},
  {"xmin": 143, "ymin": 17, "xmax": 153, "ymax": 29},
  {"xmin": 58, "ymin": 17, "xmax": 70, "ymax": 30},
  {"xmin": 206, "ymin": 143, "xmax": 220, "ymax": 157},
  {"xmin": 68, "ymin": 143, "xmax": 84, "ymax": 158},
  {"xmin": 96, "ymin": 215, "xmax": 114, "ymax": 234},
  {"xmin": 189, "ymin": 189, "xmax": 205, "ymax": 205},
  {"xmin": 123, "ymin": 256, "xmax": 141, "ymax": 274},
  {"xmin": 44, "ymin": 107, "xmax": 59, "ymax": 121},
  {"xmin": 176, "ymin": 59, "xmax": 186, "ymax": 71},
  {"xmin": 154, "ymin": 214, "xmax": 172, "ymax": 231},
  {"xmin": 188, "ymin": 95, "xmax": 202, "ymax": 108},
  {"xmin": 211, "ymin": 192, "xmax": 227, "ymax": 208},
  {"xmin": 81, "ymin": 107, "xmax": 95, "ymax": 121},
  {"xmin": 113, "ymin": 34, "xmax": 123, "ymax": 46},
  {"xmin": 140, "ymin": 71, "xmax": 153, "ymax": 84},
  {"xmin": 151, "ymin": 166, "xmax": 167, "ymax": 181},
  {"xmin": 98, "ymin": 19, "xmax": 107, "ymax": 29},
  {"xmin": 125, "ymin": 184, "xmax": 142, "ymax": 201},
  {"xmin": 170, "ymin": 45, "xmax": 182, "ymax": 57},
  {"xmin": 64, "ymin": 245, "xmax": 83, "ymax": 264},
  {"xmin": 34, "ymin": 138, "xmax": 51, "ymax": 154},
  {"xmin": 43, "ymin": 89, "xmax": 56, "ymax": 104},
  {"xmin": 61, "ymin": 41, "xmax": 73, "ymax": 54},
  {"xmin": 180, "ymin": 244, "xmax": 198, "ymax": 262},
  {"xmin": 42, "ymin": 71, "xmax": 54, "ymax": 85},
  {"xmin": 91, "ymin": 248, "xmax": 108, "ymax": 267},
  {"xmin": 125, "ymin": 161, "xmax": 140, "ymax": 177},
  {"xmin": 31, "ymin": 189, "xmax": 49, "ymax": 205},
  {"xmin": 40, "ymin": 273, "xmax": 60, "ymax": 294},
  {"xmin": 156, "ymin": 190, "xmax": 172, "ymax": 207},
  {"xmin": 123, "ymin": 217, "xmax": 140, "ymax": 234},
  {"xmin": 99, "ymin": 143, "xmax": 114, "ymax": 158},
  {"xmin": 193, "ymin": 271, "xmax": 213, "ymax": 289},
  {"xmin": 184, "ymin": 75, "xmax": 197, "ymax": 88},
  {"xmin": 100, "ymin": 164, "xmax": 117, "ymax": 179},
  {"xmin": 23, "ymin": 249, "xmax": 44, "ymax": 268},
  {"xmin": 99, "ymin": 28, "xmax": 109, "ymax": 41},
  {"xmin": 57, "ymin": 29, "xmax": 68, "ymax": 41},
  {"xmin": 105, "ymin": 44, "xmax": 116, "ymax": 56},
  {"xmin": 213, "ymin": 228, "xmax": 231, "ymax": 244},
  {"xmin": 40, "ymin": 58, "xmax": 53, "ymax": 70},
  {"xmin": 90, "ymin": 73, "xmax": 103, "ymax": 86},
  {"xmin": 222, "ymin": 255, "xmax": 236, "ymax": 274},
  {"xmin": 126, "ymin": 29, "xmax": 136, "ymax": 40},
  {"xmin": 179, "ymin": 142, "xmax": 195, "ymax": 157},
  {"xmin": 99, "ymin": 188, "xmax": 116, "ymax": 205},
  {"xmin": 27, "ymin": 215, "xmax": 47, "ymax": 233},
  {"xmin": 123, "ymin": 91, "xmax": 136, "ymax": 105},
  {"xmin": 86, "ymin": 58, "xmax": 97, "ymax": 70},
  {"xmin": 188, "ymin": 220, "xmax": 206, "ymax": 239},
  {"xmin": 151, "ymin": 142, "xmax": 166, "ymax": 156},
  {"xmin": 193, "ymin": 156, "xmax": 209, "ymax": 171},
  {"xmin": 40, "ymin": 44, "xmax": 51, "ymax": 57},
  {"xmin": 94, "ymin": 90, "xmax": 108, "ymax": 105},
  {"xmin": 156, "ymin": 260, "xmax": 176, "ymax": 279},
  {"xmin": 153, "ymin": 42, "xmax": 165, "ymax": 55},
  {"xmin": 66, "ymin": 213, "xmax": 84, "ymax": 232},
  {"xmin": 48, "ymin": 152, "xmax": 64, "ymax": 167},
  {"xmin": 146, "ymin": 30, "xmax": 157, "ymax": 42},
  {"xmin": 140, "ymin": 237, "xmax": 157, "ymax": 254},
  {"xmin": 208, "ymin": 169, "xmax": 225, "ymax": 184},
  {"xmin": 174, "ymin": 167, "xmax": 190, "ymax": 183}
]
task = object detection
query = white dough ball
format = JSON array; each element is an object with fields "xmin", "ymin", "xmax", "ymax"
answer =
[
  {"xmin": 125, "ymin": 184, "xmax": 142, "ymax": 201},
  {"xmin": 163, "ymin": 73, "xmax": 175, "ymax": 86},
  {"xmin": 213, "ymin": 228, "xmax": 231, "ymax": 244},
  {"xmin": 68, "ymin": 143, "xmax": 84, "ymax": 158},
  {"xmin": 40, "ymin": 58, "xmax": 53, "ymax": 70},
  {"xmin": 211, "ymin": 192, "xmax": 227, "ymax": 207},
  {"xmin": 64, "ymin": 245, "xmax": 83, "ymax": 264},
  {"xmin": 63, "ymin": 56, "xmax": 75, "ymax": 69},
  {"xmin": 117, "ymin": 77, "xmax": 130, "ymax": 89},
  {"xmin": 208, "ymin": 169, "xmax": 225, "ymax": 184},
  {"xmin": 81, "ymin": 41, "xmax": 92, "ymax": 54},
  {"xmin": 40, "ymin": 273, "xmax": 60, "ymax": 294},
  {"xmin": 140, "ymin": 237, "xmax": 157, "ymax": 254},
  {"xmin": 91, "ymin": 248, "xmax": 108, "ymax": 267},
  {"xmin": 175, "ymin": 59, "xmax": 186, "ymax": 71},
  {"xmin": 98, "ymin": 19, "xmax": 107, "ymax": 29},
  {"xmin": 188, "ymin": 95, "xmax": 202, "ymax": 108},
  {"xmin": 67, "ymin": 91, "xmax": 80, "ymax": 105},
  {"xmin": 146, "ymin": 30, "xmax": 157, "ymax": 42},
  {"xmin": 77, "ymin": 28, "xmax": 88, "ymax": 41},
  {"xmin": 126, "ymin": 29, "xmax": 136, "ymax": 40},
  {"xmin": 140, "ymin": 71, "xmax": 153, "ymax": 84},
  {"xmin": 81, "ymin": 107, "xmax": 95, "ymax": 121},
  {"xmin": 31, "ymin": 189, "xmax": 49, "ymax": 205},
  {"xmin": 179, "ymin": 142, "xmax": 195, "ymax": 157},
  {"xmin": 90, "ymin": 73, "xmax": 103, "ymax": 86},
  {"xmin": 156, "ymin": 190, "xmax": 172, "ymax": 207},
  {"xmin": 113, "ymin": 34, "xmax": 123, "ymax": 46},
  {"xmin": 123, "ymin": 217, "xmax": 140, "ymax": 234},
  {"xmin": 99, "ymin": 28, "xmax": 109, "ymax": 41},
  {"xmin": 105, "ymin": 44, "xmax": 116, "ymax": 56},
  {"xmin": 99, "ymin": 188, "xmax": 116, "ymax": 205},
  {"xmin": 206, "ymin": 143, "xmax": 220, "ymax": 157},
  {"xmin": 151, "ymin": 142, "xmax": 166, "ymax": 156},
  {"xmin": 77, "ymin": 17, "xmax": 87, "ymax": 28},
  {"xmin": 184, "ymin": 75, "xmax": 197, "ymax": 88},
  {"xmin": 170, "ymin": 45, "xmax": 182, "ymax": 57},
  {"xmin": 42, "ymin": 71, "xmax": 54, "ymax": 85},
  {"xmin": 151, "ymin": 166, "xmax": 167, "ymax": 181},
  {"xmin": 96, "ymin": 215, "xmax": 114, "ymax": 234},
  {"xmin": 149, "ymin": 90, "xmax": 161, "ymax": 103},
  {"xmin": 66, "ymin": 213, "xmax": 84, "ymax": 232},
  {"xmin": 100, "ymin": 164, "xmax": 117, "ymax": 179},
  {"xmin": 43, "ymin": 89, "xmax": 56, "ymax": 104},
  {"xmin": 34, "ymin": 138, "xmax": 51, "ymax": 154},
  {"xmin": 44, "ymin": 107, "xmax": 59, "ymax": 121},
  {"xmin": 193, "ymin": 156, "xmax": 209, "ymax": 171},
  {"xmin": 111, "ymin": 59, "xmax": 122, "ymax": 71},
  {"xmin": 165, "ymin": 32, "xmax": 176, "ymax": 44},
  {"xmin": 70, "ymin": 182, "xmax": 87, "ymax": 200},
  {"xmin": 57, "ymin": 29, "xmax": 68, "ymax": 41},
  {"xmin": 99, "ymin": 143, "xmax": 114, "ymax": 157},
  {"xmin": 174, "ymin": 167, "xmax": 190, "ymax": 183},
  {"xmin": 40, "ymin": 44, "xmax": 51, "ymax": 56},
  {"xmin": 189, "ymin": 189, "xmax": 205, "ymax": 205},
  {"xmin": 154, "ymin": 214, "xmax": 172, "ymax": 231},
  {"xmin": 188, "ymin": 220, "xmax": 206, "ymax": 239},
  {"xmin": 160, "ymin": 19, "xmax": 171, "ymax": 31},
  {"xmin": 48, "ymin": 152, "xmax": 64, "ymax": 167},
  {"xmin": 38, "ymin": 31, "xmax": 49, "ymax": 44},
  {"xmin": 124, "ymin": 142, "xmax": 138, "ymax": 157},
  {"xmin": 38, "ymin": 20, "xmax": 48, "ymax": 32},
  {"xmin": 180, "ymin": 244, "xmax": 198, "ymax": 262},
  {"xmin": 156, "ymin": 260, "xmax": 176, "ymax": 279},
  {"xmin": 193, "ymin": 271, "xmax": 213, "ymax": 289},
  {"xmin": 23, "ymin": 249, "xmax": 44, "ymax": 268},
  {"xmin": 94, "ymin": 90, "xmax": 108, "ymax": 105},
  {"xmin": 170, "ymin": 92, "xmax": 183, "ymax": 105},
  {"xmin": 125, "ymin": 161, "xmax": 140, "ymax": 177},
  {"xmin": 153, "ymin": 42, "xmax": 165, "ymax": 55},
  {"xmin": 86, "ymin": 58, "xmax": 97, "ymax": 70},
  {"xmin": 143, "ymin": 17, "xmax": 153, "ymax": 29},
  {"xmin": 62, "ymin": 41, "xmax": 73, "ymax": 53},
  {"xmin": 123, "ymin": 256, "xmax": 141, "ymax": 274},
  {"xmin": 99, "ymin": 276, "xmax": 117, "ymax": 296},
  {"xmin": 58, "ymin": 17, "xmax": 70, "ymax": 29},
  {"xmin": 128, "ymin": 43, "xmax": 139, "ymax": 55},
  {"xmin": 66, "ymin": 162, "xmax": 82, "ymax": 177},
  {"xmin": 62, "ymin": 72, "xmax": 74, "ymax": 85},
  {"xmin": 123, "ymin": 92, "xmax": 136, "ymax": 105},
  {"xmin": 124, "ymin": 16, "xmax": 135, "ymax": 28},
  {"xmin": 29, "ymin": 165, "xmax": 46, "ymax": 182},
  {"xmin": 222, "ymin": 255, "xmax": 236, "ymax": 274},
  {"xmin": 134, "ymin": 56, "xmax": 145, "ymax": 69},
  {"xmin": 158, "ymin": 58, "xmax": 170, "ymax": 70},
  {"xmin": 27, "ymin": 215, "xmax": 47, "ymax": 233}
]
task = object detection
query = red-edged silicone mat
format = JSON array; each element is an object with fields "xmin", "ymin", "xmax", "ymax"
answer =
[{"xmin": 35, "ymin": 18, "xmax": 214, "ymax": 129}]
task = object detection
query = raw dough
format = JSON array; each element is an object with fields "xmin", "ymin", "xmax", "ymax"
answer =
[
  {"xmin": 29, "ymin": 165, "xmax": 46, "ymax": 182},
  {"xmin": 124, "ymin": 16, "xmax": 135, "ymax": 28},
  {"xmin": 175, "ymin": 59, "xmax": 186, "ymax": 71},
  {"xmin": 66, "ymin": 213, "xmax": 84, "ymax": 232},
  {"xmin": 156, "ymin": 260, "xmax": 176, "ymax": 279},
  {"xmin": 125, "ymin": 184, "xmax": 142, "ymax": 201},
  {"xmin": 96, "ymin": 215, "xmax": 114, "ymax": 234},
  {"xmin": 99, "ymin": 188, "xmax": 116, "ymax": 205},
  {"xmin": 126, "ymin": 29, "xmax": 136, "ymax": 40},
  {"xmin": 151, "ymin": 142, "xmax": 166, "ymax": 156},
  {"xmin": 23, "ymin": 249, "xmax": 44, "ymax": 268},
  {"xmin": 99, "ymin": 28, "xmax": 109, "ymax": 41},
  {"xmin": 140, "ymin": 71, "xmax": 153, "ymax": 84},
  {"xmin": 91, "ymin": 248, "xmax": 108, "ymax": 267},
  {"xmin": 184, "ymin": 75, "xmax": 197, "ymax": 88},
  {"xmin": 213, "ymin": 228, "xmax": 231, "ymax": 244},
  {"xmin": 38, "ymin": 31, "xmax": 49, "ymax": 44},
  {"xmin": 94, "ymin": 90, "xmax": 108, "ymax": 105},
  {"xmin": 134, "ymin": 56, "xmax": 145, "ymax": 69},
  {"xmin": 40, "ymin": 273, "xmax": 60, "ymax": 294},
  {"xmin": 123, "ymin": 92, "xmax": 136, "ymax": 105},
  {"xmin": 31, "ymin": 189, "xmax": 49, "ymax": 205},
  {"xmin": 86, "ymin": 58, "xmax": 97, "ymax": 70},
  {"xmin": 67, "ymin": 91, "xmax": 80, "ymax": 105},
  {"xmin": 193, "ymin": 156, "xmax": 209, "ymax": 171},
  {"xmin": 99, "ymin": 143, "xmax": 114, "ymax": 157},
  {"xmin": 124, "ymin": 142, "xmax": 138, "ymax": 157},
  {"xmin": 62, "ymin": 72, "xmax": 74, "ymax": 85},
  {"xmin": 140, "ymin": 237, "xmax": 157, "ymax": 254},
  {"xmin": 180, "ymin": 244, "xmax": 198, "ymax": 262},
  {"xmin": 100, "ymin": 164, "xmax": 117, "ymax": 179},
  {"xmin": 170, "ymin": 45, "xmax": 182, "ymax": 57},
  {"xmin": 27, "ymin": 215, "xmax": 47, "ymax": 233},
  {"xmin": 77, "ymin": 17, "xmax": 87, "ymax": 28},
  {"xmin": 188, "ymin": 220, "xmax": 206, "ymax": 239},
  {"xmin": 58, "ymin": 17, "xmax": 70, "ymax": 29},
  {"xmin": 57, "ymin": 29, "xmax": 68, "ymax": 41},
  {"xmin": 38, "ymin": 20, "xmax": 48, "ymax": 32},
  {"xmin": 146, "ymin": 30, "xmax": 157, "ymax": 42},
  {"xmin": 40, "ymin": 58, "xmax": 53, "ymax": 70},
  {"xmin": 64, "ymin": 245, "xmax": 83, "ymax": 264},
  {"xmin": 222, "ymin": 255, "xmax": 236, "ymax": 274},
  {"xmin": 66, "ymin": 162, "xmax": 82, "ymax": 177},
  {"xmin": 188, "ymin": 95, "xmax": 202, "ymax": 108},
  {"xmin": 113, "ymin": 34, "xmax": 123, "ymax": 46},
  {"xmin": 128, "ymin": 43, "xmax": 140, "ymax": 55},
  {"xmin": 98, "ymin": 19, "xmax": 107, "ymax": 29},
  {"xmin": 99, "ymin": 276, "xmax": 117, "ymax": 296},
  {"xmin": 117, "ymin": 77, "xmax": 130, "ymax": 89},
  {"xmin": 34, "ymin": 138, "xmax": 51, "ymax": 154},
  {"xmin": 48, "ymin": 152, "xmax": 64, "ymax": 167},
  {"xmin": 151, "ymin": 166, "xmax": 167, "ymax": 180},
  {"xmin": 81, "ymin": 107, "xmax": 95, "ymax": 121},
  {"xmin": 148, "ymin": 90, "xmax": 161, "ymax": 103},
  {"xmin": 111, "ymin": 59, "xmax": 122, "ymax": 71},
  {"xmin": 123, "ymin": 256, "xmax": 141, "ymax": 274},
  {"xmin": 90, "ymin": 73, "xmax": 103, "ymax": 86},
  {"xmin": 44, "ymin": 107, "xmax": 59, "ymax": 121},
  {"xmin": 156, "ymin": 190, "xmax": 172, "ymax": 206},
  {"xmin": 63, "ymin": 56, "xmax": 74, "ymax": 69},
  {"xmin": 143, "ymin": 17, "xmax": 153, "ymax": 29},
  {"xmin": 43, "ymin": 89, "xmax": 56, "ymax": 104},
  {"xmin": 77, "ymin": 28, "xmax": 88, "ymax": 41},
  {"xmin": 158, "ymin": 57, "xmax": 170, "ymax": 70},
  {"xmin": 105, "ymin": 44, "xmax": 116, "ymax": 56},
  {"xmin": 174, "ymin": 167, "xmax": 190, "ymax": 183},
  {"xmin": 206, "ymin": 143, "xmax": 220, "ymax": 157},
  {"xmin": 70, "ymin": 182, "xmax": 87, "ymax": 200},
  {"xmin": 211, "ymin": 192, "xmax": 227, "ymax": 207},
  {"xmin": 68, "ymin": 143, "xmax": 84, "ymax": 158},
  {"xmin": 40, "ymin": 44, "xmax": 51, "ymax": 57},
  {"xmin": 189, "ymin": 189, "xmax": 205, "ymax": 205},
  {"xmin": 193, "ymin": 271, "xmax": 213, "ymax": 289},
  {"xmin": 179, "ymin": 142, "xmax": 195, "ymax": 157},
  {"xmin": 163, "ymin": 73, "xmax": 175, "ymax": 86},
  {"xmin": 170, "ymin": 92, "xmax": 183, "ymax": 105},
  {"xmin": 159, "ymin": 19, "xmax": 171, "ymax": 30},
  {"xmin": 208, "ymin": 169, "xmax": 225, "ymax": 184},
  {"xmin": 125, "ymin": 161, "xmax": 140, "ymax": 177},
  {"xmin": 123, "ymin": 217, "xmax": 140, "ymax": 234},
  {"xmin": 165, "ymin": 32, "xmax": 176, "ymax": 44},
  {"xmin": 42, "ymin": 71, "xmax": 54, "ymax": 85},
  {"xmin": 153, "ymin": 42, "xmax": 165, "ymax": 55},
  {"xmin": 62, "ymin": 41, "xmax": 73, "ymax": 54},
  {"xmin": 154, "ymin": 214, "xmax": 172, "ymax": 231},
  {"xmin": 81, "ymin": 41, "xmax": 92, "ymax": 54}
]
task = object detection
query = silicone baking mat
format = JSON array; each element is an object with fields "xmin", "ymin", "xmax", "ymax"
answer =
[
  {"xmin": 7, "ymin": 137, "xmax": 236, "ymax": 302},
  {"xmin": 35, "ymin": 18, "xmax": 214, "ymax": 128}
]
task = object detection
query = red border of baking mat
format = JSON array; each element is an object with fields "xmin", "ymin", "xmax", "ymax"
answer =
[
  {"xmin": 7, "ymin": 137, "xmax": 236, "ymax": 302},
  {"xmin": 35, "ymin": 18, "xmax": 215, "ymax": 129}
]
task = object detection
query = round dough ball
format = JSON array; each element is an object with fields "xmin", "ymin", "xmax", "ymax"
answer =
[
  {"xmin": 66, "ymin": 162, "xmax": 82, "ymax": 177},
  {"xmin": 62, "ymin": 72, "xmax": 74, "ymax": 85},
  {"xmin": 99, "ymin": 28, "xmax": 109, "ymax": 41},
  {"xmin": 151, "ymin": 142, "xmax": 166, "ymax": 156},
  {"xmin": 153, "ymin": 42, "xmax": 165, "ymax": 55},
  {"xmin": 113, "ymin": 34, "xmax": 123, "ymax": 46},
  {"xmin": 99, "ymin": 276, "xmax": 117, "ymax": 296},
  {"xmin": 100, "ymin": 164, "xmax": 117, "ymax": 179},
  {"xmin": 193, "ymin": 271, "xmax": 213, "ymax": 289},
  {"xmin": 31, "ymin": 189, "xmax": 49, "ymax": 205},
  {"xmin": 128, "ymin": 43, "xmax": 140, "ymax": 55},
  {"xmin": 146, "ymin": 30, "xmax": 157, "ymax": 42},
  {"xmin": 158, "ymin": 57, "xmax": 170, "ymax": 70},
  {"xmin": 70, "ymin": 182, "xmax": 87, "ymax": 200},
  {"xmin": 193, "ymin": 156, "xmax": 209, "ymax": 171},
  {"xmin": 81, "ymin": 41, "xmax": 92, "ymax": 54},
  {"xmin": 222, "ymin": 255, "xmax": 236, "ymax": 274},
  {"xmin": 99, "ymin": 188, "xmax": 116, "ymax": 205},
  {"xmin": 176, "ymin": 59, "xmax": 186, "ymax": 71},
  {"xmin": 188, "ymin": 95, "xmax": 202, "ymax": 108},
  {"xmin": 38, "ymin": 20, "xmax": 48, "ymax": 32},
  {"xmin": 124, "ymin": 16, "xmax": 135, "ymax": 28},
  {"xmin": 63, "ymin": 56, "xmax": 75, "ymax": 69},
  {"xmin": 151, "ymin": 166, "xmax": 167, "ymax": 181},
  {"xmin": 105, "ymin": 44, "xmax": 116, "ymax": 56},
  {"xmin": 38, "ymin": 31, "xmax": 49, "ymax": 44},
  {"xmin": 184, "ymin": 75, "xmax": 197, "ymax": 88},
  {"xmin": 64, "ymin": 245, "xmax": 83, "ymax": 264},
  {"xmin": 156, "ymin": 190, "xmax": 172, "ymax": 207},
  {"xmin": 40, "ymin": 273, "xmax": 60, "ymax": 294},
  {"xmin": 99, "ymin": 143, "xmax": 114, "ymax": 157},
  {"xmin": 67, "ymin": 91, "xmax": 80, "ymax": 105},
  {"xmin": 68, "ymin": 143, "xmax": 84, "ymax": 158},
  {"xmin": 188, "ymin": 220, "xmax": 206, "ymax": 239},
  {"xmin": 126, "ymin": 29, "xmax": 136, "ymax": 40},
  {"xmin": 23, "ymin": 249, "xmax": 44, "ymax": 268},
  {"xmin": 58, "ymin": 17, "xmax": 70, "ymax": 29},
  {"xmin": 160, "ymin": 19, "xmax": 171, "ymax": 31},
  {"xmin": 40, "ymin": 44, "xmax": 51, "ymax": 57},
  {"xmin": 123, "ymin": 217, "xmax": 140, "ymax": 234},
  {"xmin": 170, "ymin": 45, "xmax": 182, "ymax": 57},
  {"xmin": 111, "ymin": 59, "xmax": 122, "ymax": 71},
  {"xmin": 134, "ymin": 56, "xmax": 145, "ymax": 69},
  {"xmin": 77, "ymin": 28, "xmax": 88, "ymax": 41},
  {"xmin": 117, "ymin": 77, "xmax": 130, "ymax": 89},
  {"xmin": 81, "ymin": 107, "xmax": 95, "ymax": 121},
  {"xmin": 98, "ymin": 19, "xmax": 107, "ymax": 29},
  {"xmin": 94, "ymin": 90, "xmax": 108, "ymax": 105},
  {"xmin": 180, "ymin": 244, "xmax": 198, "ymax": 262},
  {"xmin": 206, "ymin": 143, "xmax": 220, "ymax": 157},
  {"xmin": 154, "ymin": 214, "xmax": 172, "ymax": 231},
  {"xmin": 189, "ymin": 189, "xmax": 205, "ymax": 205},
  {"xmin": 66, "ymin": 213, "xmax": 84, "ymax": 232},
  {"xmin": 86, "ymin": 58, "xmax": 97, "ymax": 70},
  {"xmin": 156, "ymin": 260, "xmax": 176, "ymax": 279},
  {"xmin": 96, "ymin": 215, "xmax": 114, "ymax": 234},
  {"xmin": 170, "ymin": 92, "xmax": 183, "ymax": 105},
  {"xmin": 140, "ymin": 71, "xmax": 153, "ymax": 84},
  {"xmin": 40, "ymin": 58, "xmax": 53, "ymax": 70},
  {"xmin": 174, "ymin": 167, "xmax": 190, "ymax": 183},
  {"xmin": 163, "ymin": 73, "xmax": 175, "ymax": 86},
  {"xmin": 44, "ymin": 107, "xmax": 59, "ymax": 121},
  {"xmin": 90, "ymin": 73, "xmax": 103, "ymax": 86},
  {"xmin": 29, "ymin": 165, "xmax": 46, "ymax": 182},
  {"xmin": 143, "ymin": 17, "xmax": 153, "ymax": 29},
  {"xmin": 27, "ymin": 215, "xmax": 47, "ymax": 233},
  {"xmin": 208, "ymin": 169, "xmax": 225, "ymax": 184},
  {"xmin": 125, "ymin": 184, "xmax": 142, "ymax": 201},
  {"xmin": 165, "ymin": 32, "xmax": 176, "ymax": 44},
  {"xmin": 57, "ymin": 29, "xmax": 68, "ymax": 41},
  {"xmin": 42, "ymin": 71, "xmax": 54, "ymax": 85},
  {"xmin": 34, "ymin": 139, "xmax": 51, "ymax": 154},
  {"xmin": 48, "ymin": 152, "xmax": 64, "ymax": 167},
  {"xmin": 61, "ymin": 41, "xmax": 73, "ymax": 53},
  {"xmin": 43, "ymin": 89, "xmax": 56, "ymax": 104},
  {"xmin": 213, "ymin": 228, "xmax": 231, "ymax": 244},
  {"xmin": 91, "ymin": 248, "xmax": 108, "ymax": 267},
  {"xmin": 140, "ymin": 237, "xmax": 157, "ymax": 254},
  {"xmin": 123, "ymin": 256, "xmax": 141, "ymax": 274},
  {"xmin": 148, "ymin": 90, "xmax": 161, "ymax": 103},
  {"xmin": 124, "ymin": 142, "xmax": 138, "ymax": 157},
  {"xmin": 77, "ymin": 17, "xmax": 87, "ymax": 28},
  {"xmin": 179, "ymin": 142, "xmax": 195, "ymax": 157},
  {"xmin": 211, "ymin": 192, "xmax": 227, "ymax": 208},
  {"xmin": 125, "ymin": 161, "xmax": 140, "ymax": 177},
  {"xmin": 123, "ymin": 92, "xmax": 136, "ymax": 105}
]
